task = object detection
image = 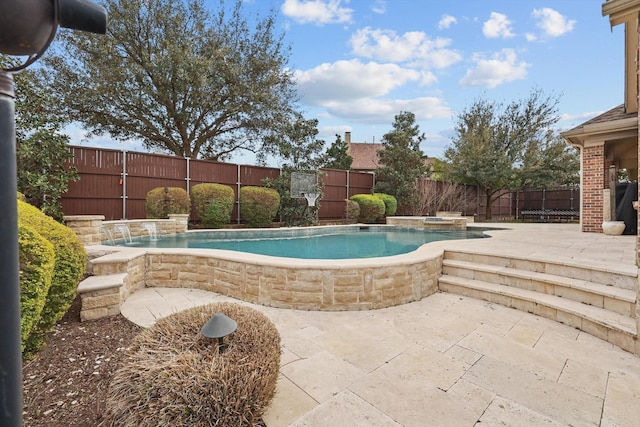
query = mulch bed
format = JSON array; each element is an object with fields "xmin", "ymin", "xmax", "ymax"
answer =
[{"xmin": 22, "ymin": 296, "xmax": 141, "ymax": 427}]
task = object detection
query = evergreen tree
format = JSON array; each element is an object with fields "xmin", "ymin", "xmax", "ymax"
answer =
[
  {"xmin": 374, "ymin": 111, "xmax": 429, "ymax": 214},
  {"xmin": 323, "ymin": 134, "xmax": 353, "ymax": 170}
]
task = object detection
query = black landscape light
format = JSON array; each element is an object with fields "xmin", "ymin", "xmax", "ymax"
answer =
[
  {"xmin": 201, "ymin": 313, "xmax": 238, "ymax": 354},
  {"xmin": 0, "ymin": 1, "xmax": 106, "ymax": 425}
]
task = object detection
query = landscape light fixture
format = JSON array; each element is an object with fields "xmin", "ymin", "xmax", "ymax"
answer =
[
  {"xmin": 0, "ymin": 1, "xmax": 107, "ymax": 424},
  {"xmin": 201, "ymin": 313, "xmax": 238, "ymax": 354}
]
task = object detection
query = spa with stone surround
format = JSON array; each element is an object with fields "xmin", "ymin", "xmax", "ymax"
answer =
[{"xmin": 65, "ymin": 216, "xmax": 444, "ymax": 321}]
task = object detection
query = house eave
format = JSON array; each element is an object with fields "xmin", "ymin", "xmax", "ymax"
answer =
[
  {"xmin": 561, "ymin": 117, "xmax": 638, "ymax": 147},
  {"xmin": 603, "ymin": 0, "xmax": 640, "ymax": 25}
]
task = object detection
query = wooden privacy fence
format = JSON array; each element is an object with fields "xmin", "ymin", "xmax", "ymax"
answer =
[
  {"xmin": 61, "ymin": 146, "xmax": 375, "ymax": 222},
  {"xmin": 416, "ymin": 179, "xmax": 579, "ymax": 222}
]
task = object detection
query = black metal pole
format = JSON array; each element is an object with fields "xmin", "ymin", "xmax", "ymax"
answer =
[{"xmin": 0, "ymin": 70, "xmax": 23, "ymax": 426}]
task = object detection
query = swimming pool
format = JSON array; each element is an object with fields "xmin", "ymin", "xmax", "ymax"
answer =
[{"xmin": 110, "ymin": 225, "xmax": 489, "ymax": 259}]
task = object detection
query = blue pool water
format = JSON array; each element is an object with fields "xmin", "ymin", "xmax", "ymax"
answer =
[{"xmin": 111, "ymin": 226, "xmax": 490, "ymax": 260}]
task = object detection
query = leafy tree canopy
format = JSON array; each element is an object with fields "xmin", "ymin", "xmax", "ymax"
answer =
[
  {"xmin": 374, "ymin": 111, "xmax": 429, "ymax": 214},
  {"xmin": 444, "ymin": 89, "xmax": 570, "ymax": 219},
  {"xmin": 322, "ymin": 134, "xmax": 353, "ymax": 170},
  {"xmin": 264, "ymin": 113, "xmax": 326, "ymax": 170},
  {"xmin": 2, "ymin": 57, "xmax": 78, "ymax": 220},
  {"xmin": 45, "ymin": 0, "xmax": 299, "ymax": 161}
]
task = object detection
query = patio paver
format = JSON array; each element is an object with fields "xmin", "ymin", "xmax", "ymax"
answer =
[{"xmin": 120, "ymin": 223, "xmax": 640, "ymax": 426}]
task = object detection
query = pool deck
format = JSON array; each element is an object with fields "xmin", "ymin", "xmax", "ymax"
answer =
[{"xmin": 121, "ymin": 223, "xmax": 640, "ymax": 426}]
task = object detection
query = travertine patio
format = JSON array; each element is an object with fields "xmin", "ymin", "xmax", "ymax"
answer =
[{"xmin": 121, "ymin": 223, "xmax": 640, "ymax": 426}]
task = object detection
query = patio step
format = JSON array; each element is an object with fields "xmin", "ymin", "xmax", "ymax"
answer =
[{"xmin": 438, "ymin": 250, "xmax": 638, "ymax": 353}]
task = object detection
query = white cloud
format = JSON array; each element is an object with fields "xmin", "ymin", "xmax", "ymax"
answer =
[
  {"xmin": 525, "ymin": 33, "xmax": 537, "ymax": 42},
  {"xmin": 349, "ymin": 27, "xmax": 462, "ymax": 69},
  {"xmin": 294, "ymin": 59, "xmax": 421, "ymax": 104},
  {"xmin": 323, "ymin": 96, "xmax": 453, "ymax": 123},
  {"xmin": 459, "ymin": 49, "xmax": 529, "ymax": 88},
  {"xmin": 281, "ymin": 0, "xmax": 353, "ymax": 25},
  {"xmin": 559, "ymin": 111, "xmax": 603, "ymax": 124},
  {"xmin": 532, "ymin": 8, "xmax": 575, "ymax": 37},
  {"xmin": 483, "ymin": 12, "xmax": 514, "ymax": 39},
  {"xmin": 371, "ymin": 0, "xmax": 386, "ymax": 15},
  {"xmin": 438, "ymin": 14, "xmax": 457, "ymax": 30}
]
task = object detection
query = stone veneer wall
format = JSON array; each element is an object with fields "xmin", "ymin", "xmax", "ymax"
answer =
[
  {"xmin": 582, "ymin": 145, "xmax": 605, "ymax": 233},
  {"xmin": 143, "ymin": 252, "xmax": 442, "ymax": 310}
]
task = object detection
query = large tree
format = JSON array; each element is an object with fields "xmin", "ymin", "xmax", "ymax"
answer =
[
  {"xmin": 444, "ymin": 90, "xmax": 567, "ymax": 219},
  {"xmin": 45, "ymin": 0, "xmax": 298, "ymax": 160},
  {"xmin": 375, "ymin": 111, "xmax": 429, "ymax": 214}
]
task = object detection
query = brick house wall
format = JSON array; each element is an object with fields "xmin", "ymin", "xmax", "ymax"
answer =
[{"xmin": 582, "ymin": 145, "xmax": 605, "ymax": 232}]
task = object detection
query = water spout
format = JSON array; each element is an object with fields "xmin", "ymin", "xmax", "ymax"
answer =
[
  {"xmin": 142, "ymin": 222, "xmax": 158, "ymax": 241},
  {"xmin": 100, "ymin": 226, "xmax": 115, "ymax": 245},
  {"xmin": 113, "ymin": 223, "xmax": 133, "ymax": 244}
]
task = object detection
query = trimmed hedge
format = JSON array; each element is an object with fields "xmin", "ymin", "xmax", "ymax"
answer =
[
  {"xmin": 191, "ymin": 183, "xmax": 235, "ymax": 228},
  {"xmin": 18, "ymin": 224, "xmax": 55, "ymax": 354},
  {"xmin": 349, "ymin": 194, "xmax": 385, "ymax": 223},
  {"xmin": 18, "ymin": 200, "xmax": 87, "ymax": 354},
  {"xmin": 103, "ymin": 303, "xmax": 281, "ymax": 426},
  {"xmin": 145, "ymin": 187, "xmax": 191, "ymax": 219},
  {"xmin": 240, "ymin": 186, "xmax": 280, "ymax": 228},
  {"xmin": 373, "ymin": 193, "xmax": 398, "ymax": 216}
]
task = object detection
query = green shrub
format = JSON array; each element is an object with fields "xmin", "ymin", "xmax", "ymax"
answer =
[
  {"xmin": 374, "ymin": 193, "xmax": 398, "ymax": 216},
  {"xmin": 17, "ymin": 191, "xmax": 26, "ymax": 202},
  {"xmin": 145, "ymin": 187, "xmax": 191, "ymax": 219},
  {"xmin": 18, "ymin": 200, "xmax": 87, "ymax": 354},
  {"xmin": 191, "ymin": 183, "xmax": 235, "ymax": 228},
  {"xmin": 18, "ymin": 224, "xmax": 55, "ymax": 355},
  {"xmin": 345, "ymin": 198, "xmax": 360, "ymax": 221},
  {"xmin": 240, "ymin": 186, "xmax": 280, "ymax": 228},
  {"xmin": 103, "ymin": 303, "xmax": 281, "ymax": 426},
  {"xmin": 349, "ymin": 194, "xmax": 385, "ymax": 223}
]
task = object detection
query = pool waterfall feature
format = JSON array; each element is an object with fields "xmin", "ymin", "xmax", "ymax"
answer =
[{"xmin": 64, "ymin": 215, "xmax": 470, "ymax": 321}]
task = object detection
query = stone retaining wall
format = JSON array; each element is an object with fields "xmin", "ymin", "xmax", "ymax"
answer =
[
  {"xmin": 143, "ymin": 251, "xmax": 442, "ymax": 311},
  {"xmin": 64, "ymin": 214, "xmax": 190, "ymax": 245}
]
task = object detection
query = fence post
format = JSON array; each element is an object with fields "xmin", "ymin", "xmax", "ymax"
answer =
[
  {"xmin": 236, "ymin": 164, "xmax": 241, "ymax": 224},
  {"xmin": 121, "ymin": 150, "xmax": 127, "ymax": 220},
  {"xmin": 346, "ymin": 170, "xmax": 350, "ymax": 199},
  {"xmin": 185, "ymin": 157, "xmax": 191, "ymax": 193}
]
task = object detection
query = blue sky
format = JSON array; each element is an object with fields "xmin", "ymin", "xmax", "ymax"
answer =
[{"xmin": 70, "ymin": 0, "xmax": 625, "ymax": 165}]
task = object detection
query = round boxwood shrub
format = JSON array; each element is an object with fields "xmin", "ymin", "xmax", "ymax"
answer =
[
  {"xmin": 103, "ymin": 303, "xmax": 281, "ymax": 426},
  {"xmin": 18, "ymin": 200, "xmax": 87, "ymax": 354},
  {"xmin": 18, "ymin": 224, "xmax": 55, "ymax": 355},
  {"xmin": 145, "ymin": 187, "xmax": 191, "ymax": 219},
  {"xmin": 350, "ymin": 194, "xmax": 385, "ymax": 223},
  {"xmin": 240, "ymin": 186, "xmax": 280, "ymax": 228},
  {"xmin": 374, "ymin": 193, "xmax": 398, "ymax": 216},
  {"xmin": 191, "ymin": 183, "xmax": 235, "ymax": 228}
]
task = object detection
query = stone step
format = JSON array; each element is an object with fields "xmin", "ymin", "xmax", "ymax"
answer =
[
  {"xmin": 439, "ymin": 275, "xmax": 637, "ymax": 353},
  {"xmin": 77, "ymin": 272, "xmax": 127, "ymax": 293},
  {"xmin": 442, "ymin": 259, "xmax": 636, "ymax": 317},
  {"xmin": 77, "ymin": 273, "xmax": 127, "ymax": 321},
  {"xmin": 443, "ymin": 250, "xmax": 637, "ymax": 290}
]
